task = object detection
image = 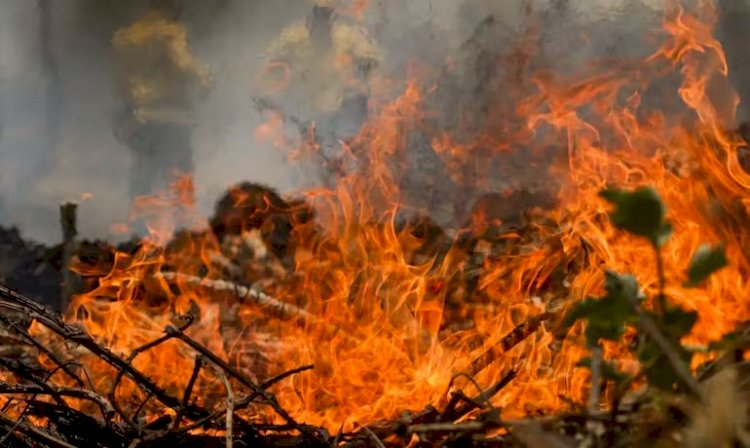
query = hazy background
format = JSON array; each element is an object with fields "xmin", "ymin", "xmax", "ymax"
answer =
[{"xmin": 1, "ymin": 0, "xmax": 745, "ymax": 245}]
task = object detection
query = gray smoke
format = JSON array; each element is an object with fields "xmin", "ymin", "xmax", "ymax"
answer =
[
  {"xmin": 0, "ymin": 0, "xmax": 738, "ymax": 245},
  {"xmin": 0, "ymin": 0, "xmax": 310, "ymax": 243},
  {"xmin": 718, "ymin": 0, "xmax": 750, "ymax": 122}
]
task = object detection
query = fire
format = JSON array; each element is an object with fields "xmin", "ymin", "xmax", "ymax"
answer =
[{"xmin": 20, "ymin": 0, "xmax": 750, "ymax": 436}]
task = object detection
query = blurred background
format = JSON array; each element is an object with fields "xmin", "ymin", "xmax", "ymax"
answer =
[{"xmin": 0, "ymin": 0, "xmax": 747, "ymax": 245}]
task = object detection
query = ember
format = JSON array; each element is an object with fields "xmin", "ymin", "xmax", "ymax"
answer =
[{"xmin": 2, "ymin": 0, "xmax": 750, "ymax": 447}]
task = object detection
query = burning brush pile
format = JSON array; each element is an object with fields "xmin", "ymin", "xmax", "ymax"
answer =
[{"xmin": 3, "ymin": 1, "xmax": 750, "ymax": 447}]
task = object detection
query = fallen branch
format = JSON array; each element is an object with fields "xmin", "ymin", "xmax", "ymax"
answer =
[
  {"xmin": 172, "ymin": 356, "xmax": 203, "ymax": 430},
  {"xmin": 0, "ymin": 285, "xmax": 208, "ymax": 421},
  {"xmin": 0, "ymin": 381, "xmax": 115, "ymax": 420},
  {"xmin": 0, "ymin": 313, "xmax": 84, "ymax": 388},
  {"xmin": 409, "ymin": 420, "xmax": 487, "ymax": 434},
  {"xmin": 0, "ymin": 283, "xmax": 318, "ymax": 447},
  {"xmin": 469, "ymin": 313, "xmax": 552, "ymax": 376},
  {"xmin": 0, "ymin": 412, "xmax": 77, "ymax": 448},
  {"xmin": 108, "ymin": 315, "xmax": 196, "ymax": 418},
  {"xmin": 164, "ymin": 325, "xmax": 322, "ymax": 443},
  {"xmin": 158, "ymin": 272, "xmax": 312, "ymax": 322},
  {"xmin": 362, "ymin": 426, "xmax": 386, "ymax": 448}
]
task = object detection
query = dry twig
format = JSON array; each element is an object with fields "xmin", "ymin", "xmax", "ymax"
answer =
[{"xmin": 213, "ymin": 368, "xmax": 234, "ymax": 448}]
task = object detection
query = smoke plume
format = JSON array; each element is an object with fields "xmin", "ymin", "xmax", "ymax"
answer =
[{"xmin": 0, "ymin": 0, "xmax": 741, "ymax": 244}]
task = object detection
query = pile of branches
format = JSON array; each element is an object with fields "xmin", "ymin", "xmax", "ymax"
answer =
[
  {"xmin": 3, "ymin": 281, "xmax": 748, "ymax": 448},
  {"xmin": 2, "ymin": 185, "xmax": 750, "ymax": 447},
  {"xmin": 0, "ymin": 284, "xmax": 327, "ymax": 448},
  {"xmin": 0, "ymin": 281, "xmax": 535, "ymax": 448}
]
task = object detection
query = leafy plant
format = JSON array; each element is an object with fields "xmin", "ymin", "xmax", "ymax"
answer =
[
  {"xmin": 563, "ymin": 271, "xmax": 640, "ymax": 348},
  {"xmin": 566, "ymin": 186, "xmax": 728, "ymax": 403},
  {"xmin": 577, "ymin": 357, "xmax": 628, "ymax": 384},
  {"xmin": 599, "ymin": 186, "xmax": 672, "ymax": 248},
  {"xmin": 684, "ymin": 243, "xmax": 727, "ymax": 287}
]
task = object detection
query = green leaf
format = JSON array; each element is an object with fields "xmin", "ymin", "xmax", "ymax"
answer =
[
  {"xmin": 642, "ymin": 350, "xmax": 681, "ymax": 391},
  {"xmin": 578, "ymin": 358, "xmax": 628, "ymax": 384},
  {"xmin": 637, "ymin": 306, "xmax": 696, "ymax": 392},
  {"xmin": 661, "ymin": 306, "xmax": 698, "ymax": 342},
  {"xmin": 603, "ymin": 270, "xmax": 641, "ymax": 303},
  {"xmin": 563, "ymin": 271, "xmax": 640, "ymax": 347},
  {"xmin": 599, "ymin": 187, "xmax": 672, "ymax": 247},
  {"xmin": 684, "ymin": 243, "xmax": 727, "ymax": 287}
]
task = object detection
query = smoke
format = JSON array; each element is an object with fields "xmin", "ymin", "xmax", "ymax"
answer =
[
  {"xmin": 717, "ymin": 0, "xmax": 750, "ymax": 122},
  {"xmin": 0, "ymin": 0, "xmax": 310, "ymax": 244},
  {"xmin": 0, "ymin": 0, "xmax": 738, "ymax": 244},
  {"xmin": 1, "ymin": 0, "xmax": 134, "ymax": 243}
]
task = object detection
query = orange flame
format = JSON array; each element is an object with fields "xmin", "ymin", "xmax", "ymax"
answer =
[{"xmin": 25, "ymin": 0, "xmax": 750, "ymax": 435}]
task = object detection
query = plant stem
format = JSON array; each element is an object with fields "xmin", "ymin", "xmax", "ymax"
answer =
[
  {"xmin": 587, "ymin": 345, "xmax": 603, "ymax": 415},
  {"xmin": 631, "ymin": 301, "xmax": 705, "ymax": 401},
  {"xmin": 653, "ymin": 243, "xmax": 666, "ymax": 316}
]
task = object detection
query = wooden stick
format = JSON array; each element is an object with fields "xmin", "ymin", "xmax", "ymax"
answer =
[
  {"xmin": 362, "ymin": 426, "xmax": 386, "ymax": 448},
  {"xmin": 59, "ymin": 202, "xmax": 80, "ymax": 311},
  {"xmin": 158, "ymin": 272, "xmax": 313, "ymax": 322},
  {"xmin": 0, "ymin": 412, "xmax": 77, "ymax": 448},
  {"xmin": 0, "ymin": 284, "xmax": 209, "ymax": 421},
  {"xmin": 0, "ymin": 382, "xmax": 115, "ymax": 419},
  {"xmin": 213, "ymin": 368, "xmax": 234, "ymax": 448},
  {"xmin": 469, "ymin": 313, "xmax": 552, "ymax": 376},
  {"xmin": 157, "ymin": 272, "xmax": 359, "ymax": 343},
  {"xmin": 172, "ymin": 356, "xmax": 203, "ymax": 429}
]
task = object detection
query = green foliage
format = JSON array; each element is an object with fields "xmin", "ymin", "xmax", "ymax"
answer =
[
  {"xmin": 599, "ymin": 187, "xmax": 672, "ymax": 247},
  {"xmin": 563, "ymin": 271, "xmax": 639, "ymax": 347},
  {"xmin": 638, "ymin": 346, "xmax": 681, "ymax": 390},
  {"xmin": 660, "ymin": 306, "xmax": 698, "ymax": 341},
  {"xmin": 567, "ymin": 186, "xmax": 731, "ymax": 400},
  {"xmin": 637, "ymin": 306, "xmax": 697, "ymax": 391},
  {"xmin": 577, "ymin": 358, "xmax": 628, "ymax": 384},
  {"xmin": 684, "ymin": 243, "xmax": 727, "ymax": 287}
]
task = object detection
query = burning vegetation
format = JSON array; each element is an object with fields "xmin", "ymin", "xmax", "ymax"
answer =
[{"xmin": 2, "ymin": 0, "xmax": 750, "ymax": 447}]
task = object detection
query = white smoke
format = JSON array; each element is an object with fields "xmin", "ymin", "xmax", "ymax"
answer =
[
  {"xmin": 0, "ymin": 0, "xmax": 310, "ymax": 244},
  {"xmin": 0, "ymin": 0, "xmax": 736, "ymax": 245}
]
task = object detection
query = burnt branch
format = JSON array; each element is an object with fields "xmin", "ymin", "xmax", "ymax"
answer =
[
  {"xmin": 172, "ymin": 356, "xmax": 203, "ymax": 430},
  {"xmin": 164, "ymin": 325, "xmax": 309, "ymax": 433},
  {"xmin": 0, "ymin": 283, "xmax": 325, "ymax": 447},
  {"xmin": 0, "ymin": 284, "xmax": 209, "ymax": 421},
  {"xmin": 469, "ymin": 312, "xmax": 553, "ymax": 375},
  {"xmin": 108, "ymin": 315, "xmax": 196, "ymax": 418},
  {"xmin": 0, "ymin": 382, "xmax": 115, "ymax": 420}
]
